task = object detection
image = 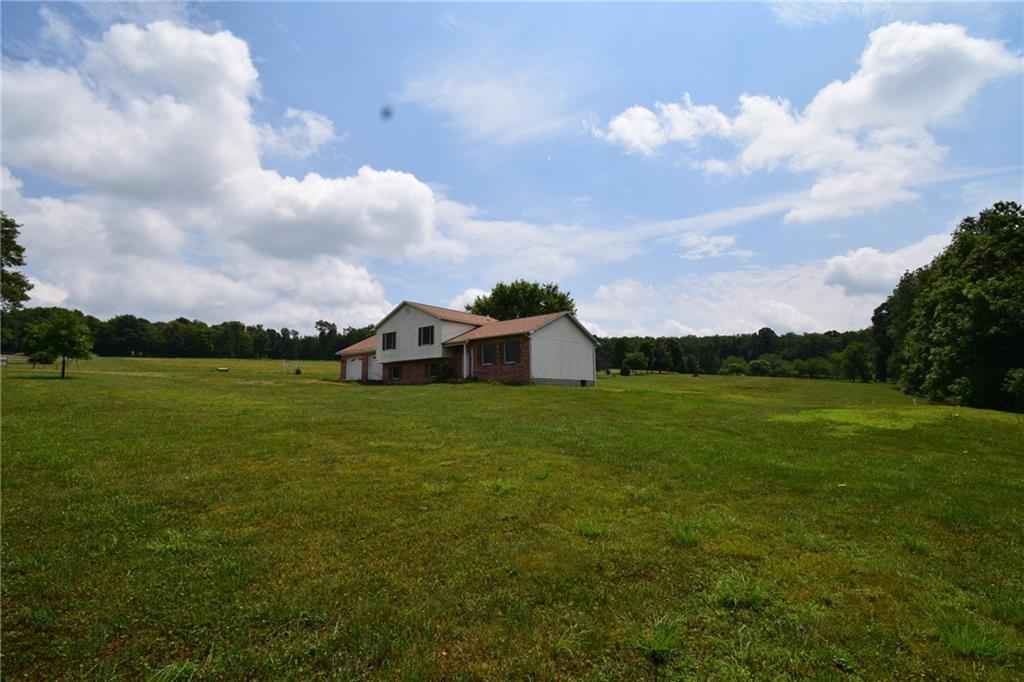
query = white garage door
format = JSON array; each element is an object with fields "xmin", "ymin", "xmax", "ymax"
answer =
[
  {"xmin": 345, "ymin": 357, "xmax": 362, "ymax": 380},
  {"xmin": 368, "ymin": 355, "xmax": 382, "ymax": 381}
]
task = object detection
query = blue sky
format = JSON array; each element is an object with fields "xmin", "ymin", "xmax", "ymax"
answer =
[{"xmin": 2, "ymin": 2, "xmax": 1021, "ymax": 335}]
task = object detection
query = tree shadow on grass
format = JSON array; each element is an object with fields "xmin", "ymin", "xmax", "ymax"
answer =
[{"xmin": 5, "ymin": 373, "xmax": 75, "ymax": 381}]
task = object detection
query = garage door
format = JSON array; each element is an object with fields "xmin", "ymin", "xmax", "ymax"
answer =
[{"xmin": 345, "ymin": 357, "xmax": 362, "ymax": 380}]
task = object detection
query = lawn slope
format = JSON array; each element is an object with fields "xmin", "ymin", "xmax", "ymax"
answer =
[{"xmin": 3, "ymin": 358, "xmax": 1023, "ymax": 679}]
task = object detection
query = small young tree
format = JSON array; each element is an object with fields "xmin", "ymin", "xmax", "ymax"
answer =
[
  {"xmin": 622, "ymin": 351, "xmax": 648, "ymax": 375},
  {"xmin": 25, "ymin": 310, "xmax": 94, "ymax": 378}
]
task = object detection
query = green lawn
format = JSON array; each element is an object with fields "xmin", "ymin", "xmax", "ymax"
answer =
[{"xmin": 3, "ymin": 357, "xmax": 1023, "ymax": 679}]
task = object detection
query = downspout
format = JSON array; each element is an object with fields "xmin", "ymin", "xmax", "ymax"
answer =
[{"xmin": 463, "ymin": 341, "xmax": 469, "ymax": 379}]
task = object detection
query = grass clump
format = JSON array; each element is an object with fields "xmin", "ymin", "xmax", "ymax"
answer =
[
  {"xmin": 577, "ymin": 520, "xmax": 612, "ymax": 538},
  {"xmin": 714, "ymin": 570, "xmax": 771, "ymax": 611},
  {"xmin": 668, "ymin": 518, "xmax": 700, "ymax": 547},
  {"xmin": 631, "ymin": 615, "xmax": 685, "ymax": 665},
  {"xmin": 145, "ymin": 530, "xmax": 190, "ymax": 553},
  {"xmin": 148, "ymin": 660, "xmax": 199, "ymax": 681},
  {"xmin": 935, "ymin": 616, "xmax": 1011, "ymax": 661},
  {"xmin": 26, "ymin": 605, "xmax": 56, "ymax": 628},
  {"xmin": 422, "ymin": 481, "xmax": 454, "ymax": 495},
  {"xmin": 481, "ymin": 478, "xmax": 518, "ymax": 495},
  {"xmin": 898, "ymin": 532, "xmax": 931, "ymax": 555}
]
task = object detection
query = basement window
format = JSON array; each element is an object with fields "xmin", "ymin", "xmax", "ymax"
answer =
[
  {"xmin": 390, "ymin": 365, "xmax": 401, "ymax": 381},
  {"xmin": 481, "ymin": 342, "xmax": 496, "ymax": 365},
  {"xmin": 382, "ymin": 331, "xmax": 397, "ymax": 350},
  {"xmin": 418, "ymin": 325, "xmax": 435, "ymax": 346},
  {"xmin": 426, "ymin": 362, "xmax": 441, "ymax": 378},
  {"xmin": 503, "ymin": 341, "xmax": 520, "ymax": 363}
]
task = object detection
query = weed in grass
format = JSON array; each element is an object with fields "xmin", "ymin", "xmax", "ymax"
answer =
[
  {"xmin": 553, "ymin": 625, "xmax": 584, "ymax": 658},
  {"xmin": 534, "ymin": 470, "xmax": 551, "ymax": 481},
  {"xmin": 422, "ymin": 482, "xmax": 453, "ymax": 496},
  {"xmin": 935, "ymin": 501, "xmax": 987, "ymax": 531},
  {"xmin": 26, "ymin": 605, "xmax": 56, "ymax": 628},
  {"xmin": 898, "ymin": 532, "xmax": 931, "ymax": 555},
  {"xmin": 482, "ymin": 479, "xmax": 518, "ymax": 495},
  {"xmin": 935, "ymin": 616, "xmax": 1011, "ymax": 661},
  {"xmin": 714, "ymin": 570, "xmax": 771, "ymax": 611},
  {"xmin": 624, "ymin": 484, "xmax": 656, "ymax": 504},
  {"xmin": 631, "ymin": 615, "xmax": 685, "ymax": 665},
  {"xmin": 576, "ymin": 520, "xmax": 612, "ymax": 539},
  {"xmin": 991, "ymin": 599, "xmax": 1024, "ymax": 629},
  {"xmin": 145, "ymin": 530, "xmax": 190, "ymax": 553},
  {"xmin": 668, "ymin": 518, "xmax": 700, "ymax": 547},
  {"xmin": 148, "ymin": 660, "xmax": 198, "ymax": 681},
  {"xmin": 793, "ymin": 530, "xmax": 831, "ymax": 552}
]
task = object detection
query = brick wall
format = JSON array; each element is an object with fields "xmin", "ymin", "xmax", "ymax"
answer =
[
  {"xmin": 381, "ymin": 357, "xmax": 456, "ymax": 385},
  {"xmin": 469, "ymin": 335, "xmax": 531, "ymax": 384}
]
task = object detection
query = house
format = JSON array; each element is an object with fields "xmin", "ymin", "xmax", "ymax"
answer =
[{"xmin": 335, "ymin": 301, "xmax": 598, "ymax": 386}]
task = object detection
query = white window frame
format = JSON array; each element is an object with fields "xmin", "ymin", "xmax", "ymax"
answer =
[{"xmin": 382, "ymin": 331, "xmax": 397, "ymax": 350}]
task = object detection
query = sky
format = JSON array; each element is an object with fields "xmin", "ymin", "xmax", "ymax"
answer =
[{"xmin": 1, "ymin": 1, "xmax": 1021, "ymax": 336}]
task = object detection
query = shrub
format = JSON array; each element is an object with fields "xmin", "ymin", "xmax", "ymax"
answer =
[
  {"xmin": 28, "ymin": 350, "xmax": 56, "ymax": 367},
  {"xmin": 619, "ymin": 366, "xmax": 631, "ymax": 376}
]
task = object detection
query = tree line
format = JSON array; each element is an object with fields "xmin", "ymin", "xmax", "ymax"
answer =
[
  {"xmin": 597, "ymin": 327, "xmax": 874, "ymax": 381},
  {"xmin": 1, "ymin": 308, "xmax": 374, "ymax": 362}
]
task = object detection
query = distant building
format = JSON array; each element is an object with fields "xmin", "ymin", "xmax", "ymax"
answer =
[{"xmin": 336, "ymin": 301, "xmax": 598, "ymax": 386}]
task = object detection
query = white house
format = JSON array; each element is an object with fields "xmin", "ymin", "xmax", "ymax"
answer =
[{"xmin": 336, "ymin": 301, "xmax": 598, "ymax": 386}]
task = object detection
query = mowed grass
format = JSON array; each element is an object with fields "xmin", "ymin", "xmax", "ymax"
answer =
[{"xmin": 3, "ymin": 357, "xmax": 1024, "ymax": 680}]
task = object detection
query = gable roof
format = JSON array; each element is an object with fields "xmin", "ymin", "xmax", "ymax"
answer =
[
  {"xmin": 336, "ymin": 334, "xmax": 376, "ymax": 356},
  {"xmin": 443, "ymin": 311, "xmax": 598, "ymax": 345},
  {"xmin": 375, "ymin": 301, "xmax": 496, "ymax": 329}
]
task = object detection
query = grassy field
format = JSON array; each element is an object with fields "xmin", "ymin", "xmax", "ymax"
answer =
[{"xmin": 3, "ymin": 357, "xmax": 1023, "ymax": 680}]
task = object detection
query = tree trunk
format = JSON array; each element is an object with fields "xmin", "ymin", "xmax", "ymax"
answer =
[{"xmin": 61, "ymin": 356, "xmax": 66, "ymax": 379}]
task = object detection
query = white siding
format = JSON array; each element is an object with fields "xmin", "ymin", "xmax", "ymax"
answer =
[
  {"xmin": 529, "ymin": 316, "xmax": 596, "ymax": 383},
  {"xmin": 376, "ymin": 304, "xmax": 455, "ymax": 363},
  {"xmin": 367, "ymin": 354, "xmax": 381, "ymax": 381},
  {"xmin": 345, "ymin": 357, "xmax": 362, "ymax": 380},
  {"xmin": 441, "ymin": 320, "xmax": 476, "ymax": 343}
]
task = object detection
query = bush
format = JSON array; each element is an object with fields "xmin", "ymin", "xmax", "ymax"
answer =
[
  {"xmin": 619, "ymin": 366, "xmax": 631, "ymax": 376},
  {"xmin": 28, "ymin": 350, "xmax": 56, "ymax": 367}
]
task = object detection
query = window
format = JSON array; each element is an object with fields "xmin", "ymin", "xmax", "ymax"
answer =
[
  {"xmin": 481, "ymin": 342, "xmax": 496, "ymax": 365},
  {"xmin": 426, "ymin": 362, "xmax": 440, "ymax": 378},
  {"xmin": 389, "ymin": 365, "xmax": 401, "ymax": 381},
  {"xmin": 418, "ymin": 325, "xmax": 435, "ymax": 346},
  {"xmin": 382, "ymin": 331, "xmax": 396, "ymax": 350},
  {"xmin": 503, "ymin": 340, "xmax": 520, "ymax": 363}
]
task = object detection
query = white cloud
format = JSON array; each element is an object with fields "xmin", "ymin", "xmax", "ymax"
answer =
[
  {"xmin": 768, "ymin": 2, "xmax": 910, "ymax": 27},
  {"xmin": 1, "ymin": 20, "xmax": 451, "ymax": 329},
  {"xmin": 400, "ymin": 49, "xmax": 579, "ymax": 145},
  {"xmin": 596, "ymin": 22, "xmax": 1021, "ymax": 222},
  {"xmin": 40, "ymin": 7, "xmax": 76, "ymax": 47},
  {"xmin": 580, "ymin": 231, "xmax": 951, "ymax": 336},
  {"xmin": 448, "ymin": 288, "xmax": 489, "ymax": 311},
  {"xmin": 259, "ymin": 108, "xmax": 341, "ymax": 158},
  {"xmin": 824, "ymin": 232, "xmax": 950, "ymax": 296},
  {"xmin": 676, "ymin": 233, "xmax": 753, "ymax": 261},
  {"xmin": 597, "ymin": 94, "xmax": 732, "ymax": 156}
]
